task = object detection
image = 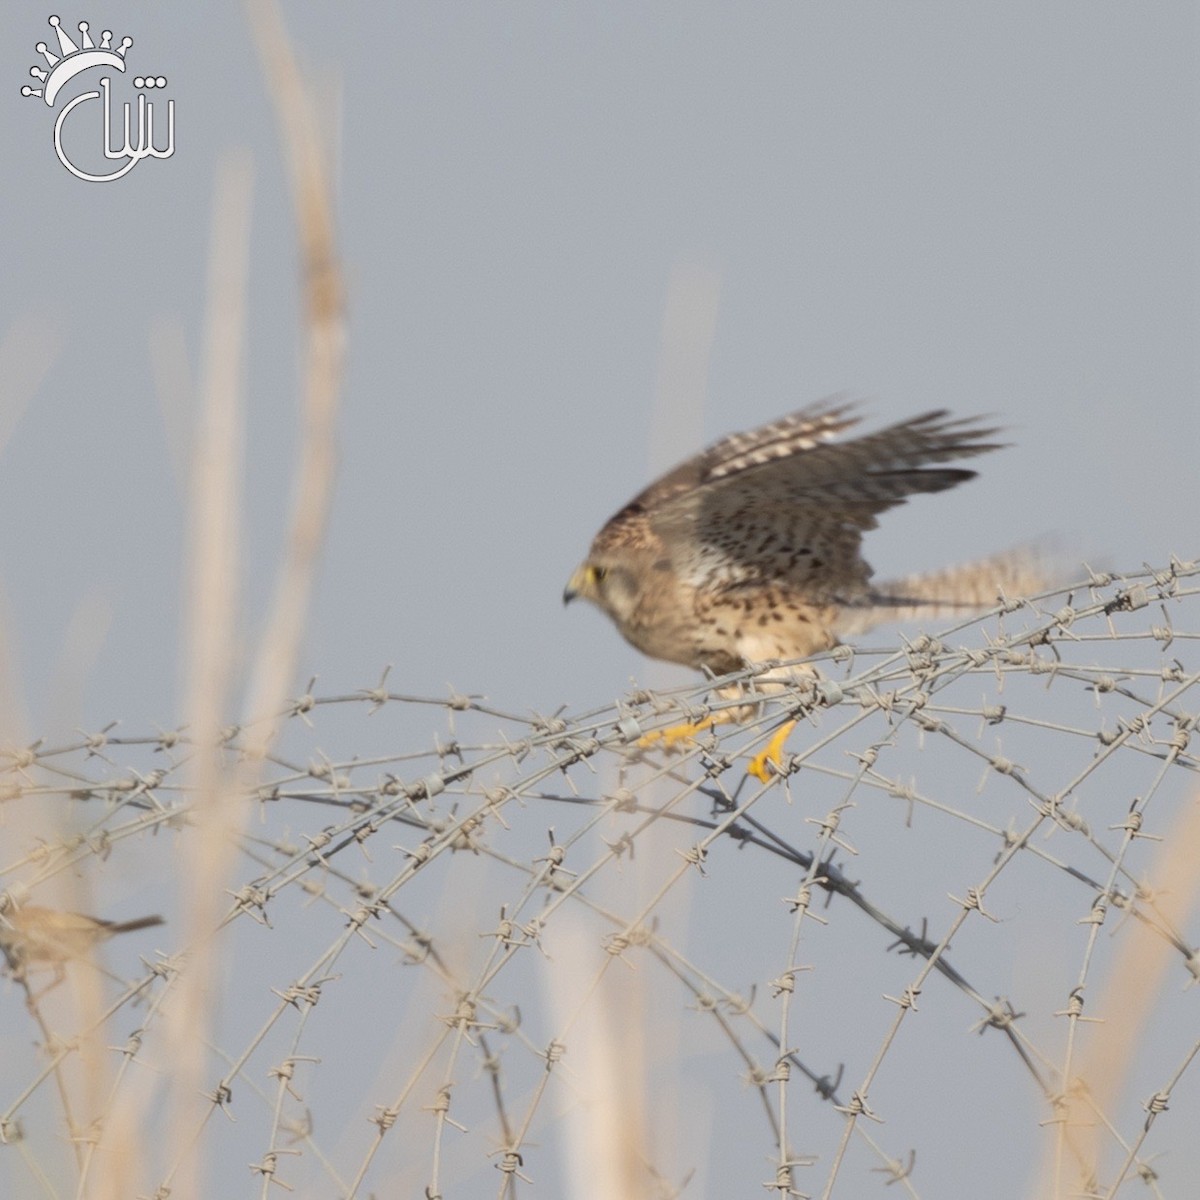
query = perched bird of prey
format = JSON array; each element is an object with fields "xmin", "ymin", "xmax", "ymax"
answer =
[{"xmin": 564, "ymin": 400, "xmax": 1047, "ymax": 778}]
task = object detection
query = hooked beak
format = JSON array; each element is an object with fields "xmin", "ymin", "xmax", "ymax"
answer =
[{"xmin": 563, "ymin": 565, "xmax": 586, "ymax": 606}]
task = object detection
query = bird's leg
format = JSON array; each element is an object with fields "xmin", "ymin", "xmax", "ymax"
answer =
[
  {"xmin": 25, "ymin": 964, "xmax": 66, "ymax": 1007},
  {"xmin": 746, "ymin": 719, "xmax": 799, "ymax": 782},
  {"xmin": 741, "ymin": 663, "xmax": 821, "ymax": 780},
  {"xmin": 638, "ymin": 684, "xmax": 752, "ymax": 751},
  {"xmin": 638, "ymin": 711, "xmax": 730, "ymax": 750},
  {"xmin": 638, "ymin": 672, "xmax": 809, "ymax": 776}
]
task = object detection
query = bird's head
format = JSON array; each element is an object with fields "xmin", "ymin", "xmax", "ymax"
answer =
[{"xmin": 563, "ymin": 556, "xmax": 643, "ymax": 625}]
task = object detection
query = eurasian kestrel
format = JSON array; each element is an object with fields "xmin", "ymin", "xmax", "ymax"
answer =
[{"xmin": 564, "ymin": 400, "xmax": 1047, "ymax": 777}]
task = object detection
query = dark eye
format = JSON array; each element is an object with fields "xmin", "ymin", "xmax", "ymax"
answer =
[{"xmin": 592, "ymin": 565, "xmax": 608, "ymax": 583}]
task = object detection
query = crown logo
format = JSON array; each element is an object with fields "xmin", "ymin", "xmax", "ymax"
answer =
[{"xmin": 20, "ymin": 15, "xmax": 132, "ymax": 106}]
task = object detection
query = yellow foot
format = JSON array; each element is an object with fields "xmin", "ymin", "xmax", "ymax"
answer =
[
  {"xmin": 638, "ymin": 716, "xmax": 718, "ymax": 751},
  {"xmin": 747, "ymin": 720, "xmax": 798, "ymax": 782}
]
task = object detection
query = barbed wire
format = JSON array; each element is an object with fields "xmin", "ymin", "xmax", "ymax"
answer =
[{"xmin": 1, "ymin": 558, "xmax": 1198, "ymax": 1198}]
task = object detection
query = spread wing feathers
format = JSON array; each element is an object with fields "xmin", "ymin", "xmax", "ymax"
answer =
[
  {"xmin": 590, "ymin": 398, "xmax": 861, "ymax": 556},
  {"xmin": 621, "ymin": 398, "xmax": 861, "ymax": 517},
  {"xmin": 671, "ymin": 397, "xmax": 863, "ymax": 491},
  {"xmin": 690, "ymin": 405, "xmax": 1004, "ymax": 512},
  {"xmin": 638, "ymin": 404, "xmax": 1006, "ymax": 595}
]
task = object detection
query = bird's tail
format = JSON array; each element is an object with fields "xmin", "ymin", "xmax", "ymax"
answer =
[
  {"xmin": 835, "ymin": 545, "xmax": 1062, "ymax": 638},
  {"xmin": 103, "ymin": 915, "xmax": 166, "ymax": 935}
]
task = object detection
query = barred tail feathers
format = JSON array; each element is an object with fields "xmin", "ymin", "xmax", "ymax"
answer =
[{"xmin": 835, "ymin": 547, "xmax": 1058, "ymax": 638}]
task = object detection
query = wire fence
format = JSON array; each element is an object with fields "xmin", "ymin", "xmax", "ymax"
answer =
[{"xmin": 1, "ymin": 557, "xmax": 1198, "ymax": 1198}]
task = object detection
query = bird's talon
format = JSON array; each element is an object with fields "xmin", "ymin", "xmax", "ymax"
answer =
[
  {"xmin": 638, "ymin": 718, "xmax": 716, "ymax": 751},
  {"xmin": 746, "ymin": 752, "xmax": 777, "ymax": 782},
  {"xmin": 747, "ymin": 720, "xmax": 798, "ymax": 781}
]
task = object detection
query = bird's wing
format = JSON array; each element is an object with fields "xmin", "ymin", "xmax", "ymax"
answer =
[
  {"xmin": 642, "ymin": 405, "xmax": 1005, "ymax": 596},
  {"xmin": 589, "ymin": 399, "xmax": 860, "ymax": 557},
  {"xmin": 634, "ymin": 398, "xmax": 861, "ymax": 509}
]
